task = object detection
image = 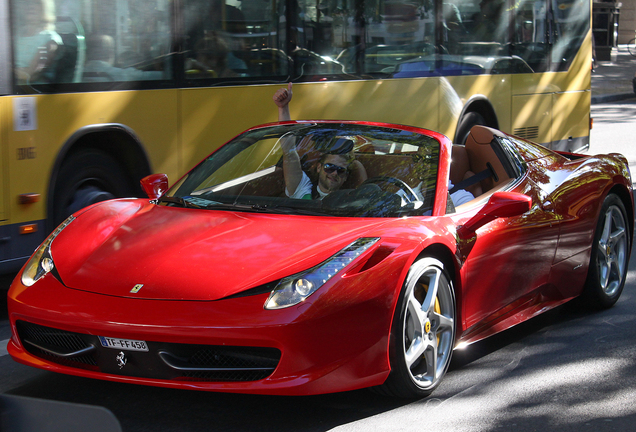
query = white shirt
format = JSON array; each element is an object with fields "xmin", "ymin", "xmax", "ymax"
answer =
[
  {"xmin": 413, "ymin": 181, "xmax": 474, "ymax": 206},
  {"xmin": 285, "ymin": 171, "xmax": 331, "ymax": 199}
]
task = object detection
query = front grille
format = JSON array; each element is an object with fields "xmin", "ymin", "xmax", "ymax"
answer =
[
  {"xmin": 159, "ymin": 346, "xmax": 281, "ymax": 382},
  {"xmin": 16, "ymin": 320, "xmax": 281, "ymax": 382},
  {"xmin": 16, "ymin": 321, "xmax": 98, "ymax": 369}
]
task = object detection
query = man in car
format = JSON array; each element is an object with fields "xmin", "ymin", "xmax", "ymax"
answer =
[
  {"xmin": 273, "ymin": 83, "xmax": 473, "ymax": 205},
  {"xmin": 274, "ymin": 83, "xmax": 365, "ymax": 199}
]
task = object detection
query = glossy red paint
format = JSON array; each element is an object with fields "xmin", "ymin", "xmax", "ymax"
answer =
[
  {"xmin": 6, "ymin": 123, "xmax": 634, "ymax": 396},
  {"xmin": 8, "ymin": 209, "xmax": 453, "ymax": 395},
  {"xmin": 50, "ymin": 199, "xmax": 395, "ymax": 301}
]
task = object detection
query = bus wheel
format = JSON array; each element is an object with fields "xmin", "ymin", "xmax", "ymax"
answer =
[
  {"xmin": 455, "ymin": 112, "xmax": 486, "ymax": 145},
  {"xmin": 53, "ymin": 150, "xmax": 132, "ymax": 225}
]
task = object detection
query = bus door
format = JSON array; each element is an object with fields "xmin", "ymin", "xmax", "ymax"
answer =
[
  {"xmin": 0, "ymin": 98, "xmax": 5, "ymax": 222},
  {"xmin": 511, "ymin": 0, "xmax": 553, "ymax": 148},
  {"xmin": 0, "ymin": 0, "xmax": 8, "ymax": 221}
]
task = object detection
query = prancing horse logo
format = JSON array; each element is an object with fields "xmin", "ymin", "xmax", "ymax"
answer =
[
  {"xmin": 130, "ymin": 284, "xmax": 143, "ymax": 293},
  {"xmin": 116, "ymin": 351, "xmax": 127, "ymax": 369}
]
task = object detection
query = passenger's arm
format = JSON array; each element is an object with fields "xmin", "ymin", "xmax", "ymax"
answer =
[
  {"xmin": 273, "ymin": 82, "xmax": 293, "ymax": 121},
  {"xmin": 280, "ymin": 134, "xmax": 303, "ymax": 195}
]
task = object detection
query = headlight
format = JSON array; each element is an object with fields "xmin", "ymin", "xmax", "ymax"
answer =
[
  {"xmin": 264, "ymin": 237, "xmax": 380, "ymax": 310},
  {"xmin": 21, "ymin": 215, "xmax": 75, "ymax": 286}
]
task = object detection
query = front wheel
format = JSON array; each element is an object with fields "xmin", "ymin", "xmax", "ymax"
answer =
[
  {"xmin": 581, "ymin": 194, "xmax": 630, "ymax": 309},
  {"xmin": 379, "ymin": 257, "xmax": 456, "ymax": 398}
]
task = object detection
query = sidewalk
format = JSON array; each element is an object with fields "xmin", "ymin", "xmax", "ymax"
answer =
[{"xmin": 592, "ymin": 44, "xmax": 636, "ymax": 104}]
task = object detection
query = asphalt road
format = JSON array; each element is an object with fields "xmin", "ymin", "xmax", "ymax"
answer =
[{"xmin": 1, "ymin": 100, "xmax": 636, "ymax": 432}]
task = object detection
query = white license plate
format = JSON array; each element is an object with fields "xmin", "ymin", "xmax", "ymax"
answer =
[{"xmin": 98, "ymin": 336, "xmax": 149, "ymax": 352}]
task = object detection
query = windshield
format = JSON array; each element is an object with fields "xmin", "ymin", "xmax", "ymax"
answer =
[{"xmin": 168, "ymin": 123, "xmax": 440, "ymax": 217}]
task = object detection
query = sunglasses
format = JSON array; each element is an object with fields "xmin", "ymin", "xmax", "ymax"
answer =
[{"xmin": 323, "ymin": 163, "xmax": 348, "ymax": 175}]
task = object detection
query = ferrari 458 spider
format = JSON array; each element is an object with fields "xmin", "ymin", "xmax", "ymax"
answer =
[{"xmin": 7, "ymin": 122, "xmax": 633, "ymax": 398}]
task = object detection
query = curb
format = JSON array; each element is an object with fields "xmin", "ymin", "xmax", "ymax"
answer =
[{"xmin": 591, "ymin": 93, "xmax": 636, "ymax": 104}]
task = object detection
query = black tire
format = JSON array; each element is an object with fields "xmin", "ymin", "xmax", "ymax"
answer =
[
  {"xmin": 455, "ymin": 112, "xmax": 486, "ymax": 145},
  {"xmin": 581, "ymin": 194, "xmax": 630, "ymax": 309},
  {"xmin": 628, "ymin": 38, "xmax": 636, "ymax": 57},
  {"xmin": 52, "ymin": 150, "xmax": 133, "ymax": 225},
  {"xmin": 379, "ymin": 257, "xmax": 456, "ymax": 398}
]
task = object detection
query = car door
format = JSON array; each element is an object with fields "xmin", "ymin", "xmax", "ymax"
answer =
[{"xmin": 456, "ymin": 135, "xmax": 561, "ymax": 334}]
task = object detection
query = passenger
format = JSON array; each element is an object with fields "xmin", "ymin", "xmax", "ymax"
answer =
[
  {"xmin": 186, "ymin": 34, "xmax": 239, "ymax": 78},
  {"xmin": 13, "ymin": 0, "xmax": 63, "ymax": 83},
  {"xmin": 273, "ymin": 83, "xmax": 367, "ymax": 199},
  {"xmin": 471, "ymin": 0, "xmax": 507, "ymax": 43},
  {"xmin": 83, "ymin": 34, "xmax": 163, "ymax": 82},
  {"xmin": 411, "ymin": 146, "xmax": 475, "ymax": 206}
]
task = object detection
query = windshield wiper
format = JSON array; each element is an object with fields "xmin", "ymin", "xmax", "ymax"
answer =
[
  {"xmin": 157, "ymin": 196, "xmax": 203, "ymax": 209},
  {"xmin": 205, "ymin": 202, "xmax": 327, "ymax": 216}
]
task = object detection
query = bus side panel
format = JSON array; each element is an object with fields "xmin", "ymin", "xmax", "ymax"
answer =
[
  {"xmin": 0, "ymin": 97, "xmax": 47, "ymax": 272},
  {"xmin": 445, "ymin": 74, "xmax": 513, "ymax": 134},
  {"xmin": 293, "ymin": 80, "xmax": 445, "ymax": 137},
  {"xmin": 0, "ymin": 89, "xmax": 179, "ymax": 270},
  {"xmin": 550, "ymin": 30, "xmax": 592, "ymax": 152},
  {"xmin": 6, "ymin": 90, "xmax": 180, "ymax": 228},
  {"xmin": 511, "ymin": 30, "xmax": 591, "ymax": 151},
  {"xmin": 551, "ymin": 30, "xmax": 593, "ymax": 94},
  {"xmin": 551, "ymin": 90, "xmax": 590, "ymax": 152},
  {"xmin": 180, "ymin": 80, "xmax": 444, "ymax": 169},
  {"xmin": 511, "ymin": 93, "xmax": 553, "ymax": 146}
]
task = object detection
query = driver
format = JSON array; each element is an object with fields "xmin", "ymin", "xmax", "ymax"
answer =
[
  {"xmin": 274, "ymin": 83, "xmax": 367, "ymax": 199},
  {"xmin": 280, "ymin": 134, "xmax": 355, "ymax": 199}
]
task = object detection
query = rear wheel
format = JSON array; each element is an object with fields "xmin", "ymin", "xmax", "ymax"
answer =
[
  {"xmin": 380, "ymin": 257, "xmax": 456, "ymax": 398},
  {"xmin": 52, "ymin": 150, "xmax": 132, "ymax": 225},
  {"xmin": 627, "ymin": 38, "xmax": 636, "ymax": 57},
  {"xmin": 582, "ymin": 194, "xmax": 630, "ymax": 309}
]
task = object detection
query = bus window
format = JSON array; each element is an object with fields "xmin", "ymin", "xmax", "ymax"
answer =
[
  {"xmin": 12, "ymin": 0, "xmax": 64, "ymax": 84},
  {"xmin": 293, "ymin": 0, "xmax": 438, "ymax": 77},
  {"xmin": 11, "ymin": 0, "xmax": 172, "ymax": 87},
  {"xmin": 512, "ymin": 0, "xmax": 549, "ymax": 72},
  {"xmin": 184, "ymin": 0, "xmax": 286, "ymax": 79},
  {"xmin": 449, "ymin": 0, "xmax": 511, "ymax": 56},
  {"xmin": 551, "ymin": 0, "xmax": 590, "ymax": 71}
]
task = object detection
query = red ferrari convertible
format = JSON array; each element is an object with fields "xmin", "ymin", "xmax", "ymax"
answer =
[{"xmin": 7, "ymin": 122, "xmax": 633, "ymax": 398}]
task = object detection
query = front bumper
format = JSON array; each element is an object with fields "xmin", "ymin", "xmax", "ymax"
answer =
[{"xmin": 7, "ymin": 263, "xmax": 402, "ymax": 395}]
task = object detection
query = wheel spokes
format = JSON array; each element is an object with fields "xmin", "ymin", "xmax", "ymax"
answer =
[
  {"xmin": 403, "ymin": 265, "xmax": 454, "ymax": 386},
  {"xmin": 597, "ymin": 206, "xmax": 628, "ymax": 295},
  {"xmin": 404, "ymin": 290, "xmax": 429, "ymax": 369},
  {"xmin": 421, "ymin": 268, "xmax": 441, "ymax": 315},
  {"xmin": 432, "ymin": 311, "xmax": 454, "ymax": 333}
]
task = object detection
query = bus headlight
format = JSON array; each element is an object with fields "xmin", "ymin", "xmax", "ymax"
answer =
[
  {"xmin": 264, "ymin": 237, "xmax": 379, "ymax": 310},
  {"xmin": 21, "ymin": 215, "xmax": 75, "ymax": 287}
]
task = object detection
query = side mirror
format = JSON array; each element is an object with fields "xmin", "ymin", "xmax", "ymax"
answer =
[
  {"xmin": 457, "ymin": 192, "xmax": 531, "ymax": 240},
  {"xmin": 140, "ymin": 173, "xmax": 169, "ymax": 199}
]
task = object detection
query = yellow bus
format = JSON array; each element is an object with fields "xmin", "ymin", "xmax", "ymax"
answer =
[{"xmin": 0, "ymin": 0, "xmax": 590, "ymax": 272}]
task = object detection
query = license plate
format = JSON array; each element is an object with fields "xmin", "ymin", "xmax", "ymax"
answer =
[{"xmin": 98, "ymin": 336, "xmax": 149, "ymax": 352}]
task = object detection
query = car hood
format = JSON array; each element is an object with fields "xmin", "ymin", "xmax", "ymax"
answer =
[{"xmin": 51, "ymin": 199, "xmax": 389, "ymax": 301}]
